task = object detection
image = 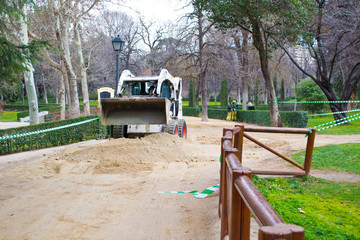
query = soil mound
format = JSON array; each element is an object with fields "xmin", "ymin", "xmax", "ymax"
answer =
[{"xmin": 8, "ymin": 133, "xmax": 192, "ymax": 177}]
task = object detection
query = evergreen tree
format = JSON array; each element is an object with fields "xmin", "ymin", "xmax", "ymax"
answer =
[
  {"xmin": 297, "ymin": 78, "xmax": 327, "ymax": 116},
  {"xmin": 188, "ymin": 79, "xmax": 196, "ymax": 107},
  {"xmin": 280, "ymin": 78, "xmax": 285, "ymax": 101},
  {"xmin": 220, "ymin": 76, "xmax": 228, "ymax": 107},
  {"xmin": 0, "ymin": 1, "xmax": 47, "ymax": 82}
]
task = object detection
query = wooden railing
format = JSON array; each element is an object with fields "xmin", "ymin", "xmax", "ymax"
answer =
[
  {"xmin": 219, "ymin": 125, "xmax": 316, "ymax": 240},
  {"xmin": 231, "ymin": 125, "xmax": 316, "ymax": 177}
]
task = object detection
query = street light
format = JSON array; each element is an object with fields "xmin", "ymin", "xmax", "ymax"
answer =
[
  {"xmin": 112, "ymin": 35, "xmax": 125, "ymax": 94},
  {"xmin": 21, "ymin": 83, "xmax": 25, "ymax": 105}
]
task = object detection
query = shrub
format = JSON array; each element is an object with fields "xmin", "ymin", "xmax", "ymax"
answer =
[
  {"xmin": 297, "ymin": 78, "xmax": 327, "ymax": 115},
  {"xmin": 182, "ymin": 107, "xmax": 200, "ymax": 117},
  {"xmin": 208, "ymin": 108, "xmax": 228, "ymax": 119},
  {"xmin": 89, "ymin": 93, "xmax": 98, "ymax": 100},
  {"xmin": 183, "ymin": 107, "xmax": 308, "ymax": 128},
  {"xmin": 0, "ymin": 115, "xmax": 108, "ymax": 155},
  {"xmin": 237, "ymin": 110, "xmax": 272, "ymax": 126},
  {"xmin": 238, "ymin": 110, "xmax": 308, "ymax": 128},
  {"xmin": 280, "ymin": 111, "xmax": 308, "ymax": 128},
  {"xmin": 16, "ymin": 105, "xmax": 64, "ymax": 121},
  {"xmin": 3, "ymin": 104, "xmax": 29, "ymax": 111},
  {"xmin": 220, "ymin": 76, "xmax": 228, "ymax": 107}
]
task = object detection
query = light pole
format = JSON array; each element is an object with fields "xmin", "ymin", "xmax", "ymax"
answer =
[
  {"xmin": 21, "ymin": 83, "xmax": 25, "ymax": 105},
  {"xmin": 112, "ymin": 35, "xmax": 125, "ymax": 95}
]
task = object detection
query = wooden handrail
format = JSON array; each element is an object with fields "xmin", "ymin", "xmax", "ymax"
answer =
[
  {"xmin": 237, "ymin": 124, "xmax": 316, "ymax": 177},
  {"xmin": 234, "ymin": 175, "xmax": 284, "ymax": 227},
  {"xmin": 244, "ymin": 126, "xmax": 312, "ymax": 134},
  {"xmin": 219, "ymin": 125, "xmax": 308, "ymax": 240},
  {"xmin": 243, "ymin": 133, "xmax": 305, "ymax": 170}
]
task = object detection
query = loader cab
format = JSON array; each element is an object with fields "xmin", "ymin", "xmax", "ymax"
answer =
[
  {"xmin": 160, "ymin": 80, "xmax": 172, "ymax": 100},
  {"xmin": 122, "ymin": 81, "xmax": 157, "ymax": 96}
]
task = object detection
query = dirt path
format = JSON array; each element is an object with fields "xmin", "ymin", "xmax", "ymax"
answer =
[{"xmin": 0, "ymin": 116, "xmax": 359, "ymax": 239}]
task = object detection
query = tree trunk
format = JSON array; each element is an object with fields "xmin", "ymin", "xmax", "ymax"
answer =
[
  {"xmin": 44, "ymin": 49, "xmax": 67, "ymax": 119},
  {"xmin": 198, "ymin": 13, "xmax": 208, "ymax": 121},
  {"xmin": 348, "ymin": 90, "xmax": 357, "ymax": 110},
  {"xmin": 252, "ymin": 21, "xmax": 282, "ymax": 127},
  {"xmin": 62, "ymin": 17, "xmax": 80, "ymax": 117},
  {"xmin": 20, "ymin": 3, "xmax": 39, "ymax": 124},
  {"xmin": 74, "ymin": 23, "xmax": 90, "ymax": 115},
  {"xmin": 237, "ymin": 85, "xmax": 241, "ymax": 104},
  {"xmin": 264, "ymin": 89, "xmax": 267, "ymax": 104},
  {"xmin": 233, "ymin": 30, "xmax": 249, "ymax": 111},
  {"xmin": 241, "ymin": 81, "xmax": 248, "ymax": 110},
  {"xmin": 53, "ymin": 11, "xmax": 72, "ymax": 110},
  {"xmin": 59, "ymin": 73, "xmax": 66, "ymax": 120},
  {"xmin": 44, "ymin": 85, "xmax": 48, "ymax": 104},
  {"xmin": 200, "ymin": 69, "xmax": 208, "ymax": 121},
  {"xmin": 294, "ymin": 86, "xmax": 297, "ymax": 111},
  {"xmin": 195, "ymin": 79, "xmax": 200, "ymax": 108},
  {"xmin": 62, "ymin": 60, "xmax": 71, "ymax": 107}
]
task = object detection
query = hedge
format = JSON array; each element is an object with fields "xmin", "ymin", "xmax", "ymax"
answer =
[
  {"xmin": 4, "ymin": 103, "xmax": 61, "ymax": 111},
  {"xmin": 0, "ymin": 115, "xmax": 108, "ymax": 155},
  {"xmin": 16, "ymin": 105, "xmax": 66, "ymax": 121},
  {"xmin": 182, "ymin": 107, "xmax": 201, "ymax": 117},
  {"xmin": 237, "ymin": 110, "xmax": 308, "ymax": 128},
  {"xmin": 256, "ymin": 103, "xmax": 334, "ymax": 113},
  {"xmin": 182, "ymin": 107, "xmax": 308, "ymax": 128}
]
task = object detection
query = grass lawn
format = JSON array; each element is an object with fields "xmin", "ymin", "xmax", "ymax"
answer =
[
  {"xmin": 308, "ymin": 114, "xmax": 360, "ymax": 135},
  {"xmin": 182, "ymin": 101, "xmax": 360, "ymax": 134},
  {"xmin": 0, "ymin": 111, "xmax": 19, "ymax": 122},
  {"xmin": 182, "ymin": 100, "xmax": 223, "ymax": 107},
  {"xmin": 89, "ymin": 100, "xmax": 99, "ymax": 107},
  {"xmin": 253, "ymin": 176, "xmax": 360, "ymax": 240},
  {"xmin": 255, "ymin": 142, "xmax": 360, "ymax": 239},
  {"xmin": 292, "ymin": 143, "xmax": 360, "ymax": 174}
]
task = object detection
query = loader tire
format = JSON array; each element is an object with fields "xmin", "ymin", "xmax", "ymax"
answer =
[
  {"xmin": 165, "ymin": 121, "xmax": 179, "ymax": 136},
  {"xmin": 113, "ymin": 125, "xmax": 127, "ymax": 138},
  {"xmin": 178, "ymin": 119, "xmax": 187, "ymax": 139}
]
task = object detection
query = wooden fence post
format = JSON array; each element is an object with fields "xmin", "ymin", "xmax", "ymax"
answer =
[
  {"xmin": 220, "ymin": 128, "xmax": 234, "ymax": 240},
  {"xmin": 225, "ymin": 148, "xmax": 252, "ymax": 240},
  {"xmin": 234, "ymin": 125, "xmax": 244, "ymax": 164},
  {"xmin": 304, "ymin": 129, "xmax": 316, "ymax": 177},
  {"xmin": 258, "ymin": 223, "xmax": 304, "ymax": 240}
]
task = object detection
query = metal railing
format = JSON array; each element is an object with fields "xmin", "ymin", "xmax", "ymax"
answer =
[{"xmin": 219, "ymin": 125, "xmax": 315, "ymax": 240}]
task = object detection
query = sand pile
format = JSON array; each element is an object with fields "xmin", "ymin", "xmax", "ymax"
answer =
[{"xmin": 8, "ymin": 133, "xmax": 197, "ymax": 177}]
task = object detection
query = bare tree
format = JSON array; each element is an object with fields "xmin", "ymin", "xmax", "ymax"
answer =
[
  {"xmin": 233, "ymin": 30, "xmax": 250, "ymax": 110},
  {"xmin": 30, "ymin": 0, "xmax": 99, "ymax": 118},
  {"xmin": 278, "ymin": 0, "xmax": 360, "ymax": 120},
  {"xmin": 139, "ymin": 17, "xmax": 165, "ymax": 75},
  {"xmin": 19, "ymin": 2, "xmax": 39, "ymax": 124},
  {"xmin": 93, "ymin": 10, "xmax": 143, "ymax": 91}
]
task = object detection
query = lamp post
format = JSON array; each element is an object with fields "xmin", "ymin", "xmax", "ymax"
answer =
[
  {"xmin": 21, "ymin": 83, "xmax": 25, "ymax": 105},
  {"xmin": 112, "ymin": 35, "xmax": 125, "ymax": 95}
]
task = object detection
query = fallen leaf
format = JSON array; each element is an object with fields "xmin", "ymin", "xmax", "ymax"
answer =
[{"xmin": 298, "ymin": 208, "xmax": 305, "ymax": 214}]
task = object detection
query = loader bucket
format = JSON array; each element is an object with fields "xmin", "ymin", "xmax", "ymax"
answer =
[{"xmin": 100, "ymin": 97, "xmax": 170, "ymax": 125}]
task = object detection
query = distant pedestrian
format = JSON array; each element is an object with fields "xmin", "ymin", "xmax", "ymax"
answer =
[
  {"xmin": 227, "ymin": 101, "xmax": 233, "ymax": 120},
  {"xmin": 247, "ymin": 101, "xmax": 254, "ymax": 110},
  {"xmin": 231, "ymin": 100, "xmax": 237, "ymax": 120}
]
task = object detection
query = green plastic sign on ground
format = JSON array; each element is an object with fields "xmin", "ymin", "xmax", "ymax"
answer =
[{"xmin": 158, "ymin": 184, "xmax": 220, "ymax": 199}]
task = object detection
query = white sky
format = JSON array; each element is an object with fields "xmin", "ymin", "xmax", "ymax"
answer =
[{"xmin": 119, "ymin": 0, "xmax": 192, "ymax": 23}]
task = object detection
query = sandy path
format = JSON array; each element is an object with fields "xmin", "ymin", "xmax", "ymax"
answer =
[
  {"xmin": 0, "ymin": 122, "xmax": 29, "ymax": 129},
  {"xmin": 0, "ymin": 116, "xmax": 359, "ymax": 239}
]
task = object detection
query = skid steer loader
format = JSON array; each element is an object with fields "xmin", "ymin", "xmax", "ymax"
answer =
[{"xmin": 100, "ymin": 69, "xmax": 187, "ymax": 139}]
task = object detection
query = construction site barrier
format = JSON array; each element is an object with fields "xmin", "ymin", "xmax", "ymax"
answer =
[{"xmin": 219, "ymin": 125, "xmax": 315, "ymax": 240}]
